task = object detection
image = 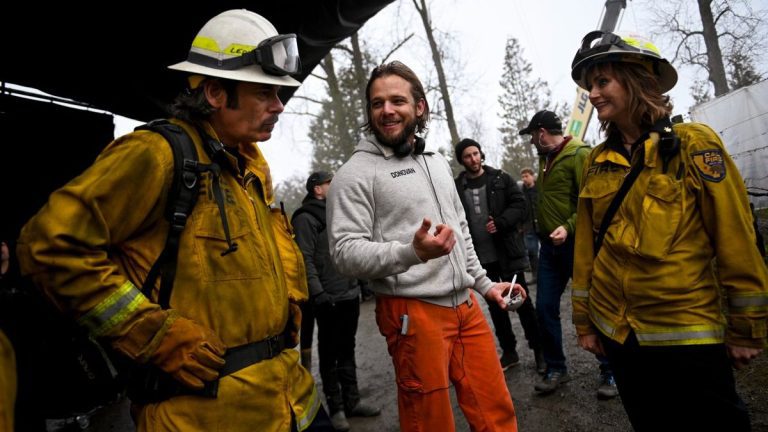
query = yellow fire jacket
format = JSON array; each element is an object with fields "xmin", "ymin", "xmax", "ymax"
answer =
[
  {"xmin": 573, "ymin": 122, "xmax": 768, "ymax": 348},
  {"xmin": 0, "ymin": 330, "xmax": 15, "ymax": 432},
  {"xmin": 17, "ymin": 120, "xmax": 318, "ymax": 431}
]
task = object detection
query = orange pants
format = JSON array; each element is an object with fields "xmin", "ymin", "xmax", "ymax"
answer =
[{"xmin": 375, "ymin": 292, "xmax": 517, "ymax": 432}]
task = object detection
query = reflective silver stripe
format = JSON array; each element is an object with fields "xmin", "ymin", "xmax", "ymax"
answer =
[
  {"xmin": 636, "ymin": 327, "xmax": 724, "ymax": 343},
  {"xmin": 729, "ymin": 294, "xmax": 768, "ymax": 309},
  {"xmin": 591, "ymin": 311, "xmax": 615, "ymax": 337},
  {"xmin": 572, "ymin": 289, "xmax": 589, "ymax": 298},
  {"xmin": 295, "ymin": 384, "xmax": 322, "ymax": 431},
  {"xmin": 78, "ymin": 281, "xmax": 147, "ymax": 336}
]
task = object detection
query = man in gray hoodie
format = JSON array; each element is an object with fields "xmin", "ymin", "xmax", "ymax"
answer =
[{"xmin": 327, "ymin": 61, "xmax": 524, "ymax": 432}]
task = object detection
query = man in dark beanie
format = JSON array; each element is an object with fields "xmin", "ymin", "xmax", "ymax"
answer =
[{"xmin": 454, "ymin": 139, "xmax": 545, "ymax": 374}]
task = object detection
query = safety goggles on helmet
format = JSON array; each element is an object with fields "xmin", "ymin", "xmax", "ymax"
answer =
[
  {"xmin": 574, "ymin": 31, "xmax": 653, "ymax": 63},
  {"xmin": 570, "ymin": 30, "xmax": 677, "ymax": 93},
  {"xmin": 187, "ymin": 33, "xmax": 301, "ymax": 76}
]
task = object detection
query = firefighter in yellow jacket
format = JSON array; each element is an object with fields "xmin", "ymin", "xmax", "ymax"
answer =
[
  {"xmin": 16, "ymin": 10, "xmax": 327, "ymax": 432},
  {"xmin": 0, "ymin": 241, "xmax": 15, "ymax": 432},
  {"xmin": 570, "ymin": 31, "xmax": 768, "ymax": 432}
]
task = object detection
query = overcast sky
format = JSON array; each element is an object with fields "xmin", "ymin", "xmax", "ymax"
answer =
[{"xmin": 117, "ymin": 0, "xmax": 768, "ymax": 186}]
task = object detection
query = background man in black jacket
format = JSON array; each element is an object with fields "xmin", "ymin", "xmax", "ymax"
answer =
[
  {"xmin": 520, "ymin": 167, "xmax": 540, "ymax": 283},
  {"xmin": 292, "ymin": 172, "xmax": 380, "ymax": 431},
  {"xmin": 454, "ymin": 140, "xmax": 545, "ymax": 374}
]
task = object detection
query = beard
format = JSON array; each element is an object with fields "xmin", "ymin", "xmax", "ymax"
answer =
[
  {"xmin": 463, "ymin": 160, "xmax": 482, "ymax": 174},
  {"xmin": 372, "ymin": 117, "xmax": 419, "ymax": 150}
]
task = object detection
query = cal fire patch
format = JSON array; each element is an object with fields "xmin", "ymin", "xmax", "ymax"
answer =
[{"xmin": 691, "ymin": 149, "xmax": 726, "ymax": 182}]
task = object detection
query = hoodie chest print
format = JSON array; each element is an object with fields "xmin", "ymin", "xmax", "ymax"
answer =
[{"xmin": 390, "ymin": 167, "xmax": 416, "ymax": 178}]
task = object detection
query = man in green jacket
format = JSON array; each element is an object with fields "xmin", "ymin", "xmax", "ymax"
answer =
[{"xmin": 519, "ymin": 110, "xmax": 617, "ymax": 398}]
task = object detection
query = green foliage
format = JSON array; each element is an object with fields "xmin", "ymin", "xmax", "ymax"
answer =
[
  {"xmin": 727, "ymin": 49, "xmax": 764, "ymax": 90},
  {"xmin": 307, "ymin": 76, "xmax": 360, "ymax": 171},
  {"xmin": 497, "ymin": 37, "xmax": 552, "ymax": 177},
  {"xmin": 273, "ymin": 174, "xmax": 307, "ymax": 217},
  {"xmin": 690, "ymin": 78, "xmax": 712, "ymax": 106},
  {"xmin": 308, "ymin": 44, "xmax": 377, "ymax": 174},
  {"xmin": 277, "ymin": 37, "xmax": 378, "ymax": 215}
]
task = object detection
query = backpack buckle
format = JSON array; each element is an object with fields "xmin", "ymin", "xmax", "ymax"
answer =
[{"xmin": 170, "ymin": 212, "xmax": 188, "ymax": 232}]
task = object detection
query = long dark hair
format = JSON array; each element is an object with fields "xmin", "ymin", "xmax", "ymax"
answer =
[
  {"xmin": 169, "ymin": 77, "xmax": 240, "ymax": 122},
  {"xmin": 362, "ymin": 61, "xmax": 430, "ymax": 134}
]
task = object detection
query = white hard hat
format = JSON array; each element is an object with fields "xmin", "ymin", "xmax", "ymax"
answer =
[
  {"xmin": 169, "ymin": 9, "xmax": 301, "ymax": 87},
  {"xmin": 571, "ymin": 31, "xmax": 677, "ymax": 93}
]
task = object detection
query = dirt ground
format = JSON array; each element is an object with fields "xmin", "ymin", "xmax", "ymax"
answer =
[
  {"xmin": 83, "ymin": 273, "xmax": 767, "ymax": 431},
  {"xmin": 311, "ymin": 274, "xmax": 768, "ymax": 432}
]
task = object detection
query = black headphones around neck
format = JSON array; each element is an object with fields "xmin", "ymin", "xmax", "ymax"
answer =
[{"xmin": 393, "ymin": 136, "xmax": 426, "ymax": 158}]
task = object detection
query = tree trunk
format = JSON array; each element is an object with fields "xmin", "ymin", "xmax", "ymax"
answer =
[
  {"xmin": 697, "ymin": 0, "xmax": 729, "ymax": 96},
  {"xmin": 350, "ymin": 33, "xmax": 368, "ymax": 117},
  {"xmin": 413, "ymin": 0, "xmax": 460, "ymax": 144},
  {"xmin": 321, "ymin": 53, "xmax": 355, "ymax": 159}
]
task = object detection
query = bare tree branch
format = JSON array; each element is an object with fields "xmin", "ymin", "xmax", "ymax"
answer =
[
  {"xmin": 643, "ymin": 0, "xmax": 767, "ymax": 98},
  {"xmin": 284, "ymin": 110, "xmax": 322, "ymax": 119},
  {"xmin": 309, "ymin": 72, "xmax": 328, "ymax": 81},
  {"xmin": 713, "ymin": 6, "xmax": 730, "ymax": 26},
  {"xmin": 291, "ymin": 95, "xmax": 325, "ymax": 105},
  {"xmin": 379, "ymin": 33, "xmax": 415, "ymax": 63},
  {"xmin": 332, "ymin": 45, "xmax": 354, "ymax": 56}
]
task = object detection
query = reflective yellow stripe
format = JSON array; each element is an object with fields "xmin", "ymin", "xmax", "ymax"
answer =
[
  {"xmin": 591, "ymin": 311, "xmax": 616, "ymax": 337},
  {"xmin": 572, "ymin": 289, "xmax": 589, "ymax": 298},
  {"xmin": 635, "ymin": 325, "xmax": 724, "ymax": 345},
  {"xmin": 191, "ymin": 35, "xmax": 222, "ymax": 53},
  {"xmin": 729, "ymin": 293, "xmax": 768, "ymax": 311},
  {"xmin": 295, "ymin": 384, "xmax": 322, "ymax": 431},
  {"xmin": 78, "ymin": 281, "xmax": 147, "ymax": 337}
]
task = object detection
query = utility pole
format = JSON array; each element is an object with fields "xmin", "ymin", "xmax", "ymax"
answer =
[{"xmin": 565, "ymin": 0, "xmax": 626, "ymax": 141}]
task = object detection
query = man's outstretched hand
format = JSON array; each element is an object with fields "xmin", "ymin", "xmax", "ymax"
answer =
[{"xmin": 413, "ymin": 217, "xmax": 456, "ymax": 262}]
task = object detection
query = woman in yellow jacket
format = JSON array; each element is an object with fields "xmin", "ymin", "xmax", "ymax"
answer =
[
  {"xmin": 17, "ymin": 10, "xmax": 324, "ymax": 432},
  {"xmin": 570, "ymin": 31, "xmax": 767, "ymax": 432}
]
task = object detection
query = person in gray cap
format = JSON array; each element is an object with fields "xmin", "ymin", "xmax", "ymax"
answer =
[
  {"xmin": 292, "ymin": 172, "xmax": 380, "ymax": 431},
  {"xmin": 519, "ymin": 109, "xmax": 618, "ymax": 399},
  {"xmin": 295, "ymin": 172, "xmax": 334, "ymax": 372}
]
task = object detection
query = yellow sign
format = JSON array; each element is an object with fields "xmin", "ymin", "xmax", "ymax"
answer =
[{"xmin": 566, "ymin": 88, "xmax": 593, "ymax": 141}]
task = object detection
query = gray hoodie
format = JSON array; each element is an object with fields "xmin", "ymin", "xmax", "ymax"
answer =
[{"xmin": 327, "ymin": 134, "xmax": 493, "ymax": 308}]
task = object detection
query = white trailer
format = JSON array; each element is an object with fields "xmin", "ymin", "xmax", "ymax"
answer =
[{"xmin": 690, "ymin": 79, "xmax": 768, "ymax": 209}]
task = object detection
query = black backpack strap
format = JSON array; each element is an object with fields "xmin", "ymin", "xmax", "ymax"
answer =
[
  {"xmin": 594, "ymin": 118, "xmax": 683, "ymax": 257},
  {"xmin": 593, "ymin": 143, "xmax": 645, "ymax": 257},
  {"xmin": 192, "ymin": 124, "xmax": 239, "ymax": 256},
  {"xmin": 135, "ymin": 120, "xmax": 203, "ymax": 309}
]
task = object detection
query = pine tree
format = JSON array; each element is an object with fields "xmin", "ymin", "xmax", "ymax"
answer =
[
  {"xmin": 497, "ymin": 37, "xmax": 552, "ymax": 177},
  {"xmin": 307, "ymin": 48, "xmax": 372, "ymax": 173},
  {"xmin": 728, "ymin": 49, "xmax": 763, "ymax": 90},
  {"xmin": 274, "ymin": 174, "xmax": 307, "ymax": 216}
]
